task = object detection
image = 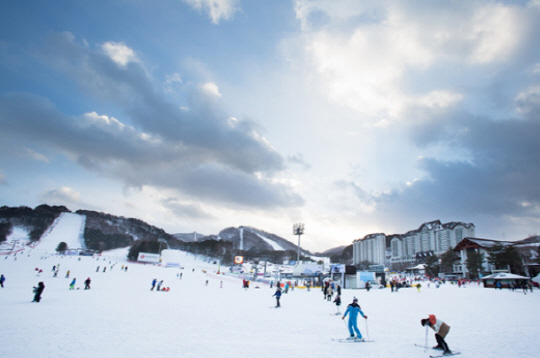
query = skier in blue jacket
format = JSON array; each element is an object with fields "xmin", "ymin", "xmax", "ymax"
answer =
[{"xmin": 342, "ymin": 297, "xmax": 368, "ymax": 339}]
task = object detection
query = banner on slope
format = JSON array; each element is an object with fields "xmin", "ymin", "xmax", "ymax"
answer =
[{"xmin": 138, "ymin": 252, "xmax": 161, "ymax": 263}]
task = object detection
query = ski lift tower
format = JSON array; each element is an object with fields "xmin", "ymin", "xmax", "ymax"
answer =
[{"xmin": 293, "ymin": 223, "xmax": 305, "ymax": 265}]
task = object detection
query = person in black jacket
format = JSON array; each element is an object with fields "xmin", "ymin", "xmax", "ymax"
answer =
[
  {"xmin": 272, "ymin": 286, "xmax": 282, "ymax": 307},
  {"xmin": 32, "ymin": 282, "xmax": 45, "ymax": 302}
]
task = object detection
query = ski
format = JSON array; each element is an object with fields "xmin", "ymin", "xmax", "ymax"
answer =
[
  {"xmin": 415, "ymin": 343, "xmax": 442, "ymax": 350},
  {"xmin": 429, "ymin": 352, "xmax": 461, "ymax": 358},
  {"xmin": 333, "ymin": 338, "xmax": 374, "ymax": 343}
]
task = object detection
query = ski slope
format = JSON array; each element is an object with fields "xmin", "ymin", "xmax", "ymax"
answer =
[
  {"xmin": 0, "ymin": 238, "xmax": 539, "ymax": 358},
  {"xmin": 33, "ymin": 212, "xmax": 86, "ymax": 252},
  {"xmin": 255, "ymin": 232, "xmax": 285, "ymax": 250}
]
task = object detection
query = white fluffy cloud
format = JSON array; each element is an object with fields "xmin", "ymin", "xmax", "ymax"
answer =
[
  {"xmin": 183, "ymin": 0, "xmax": 240, "ymax": 24},
  {"xmin": 102, "ymin": 41, "xmax": 139, "ymax": 66},
  {"xmin": 294, "ymin": 1, "xmax": 536, "ymax": 119}
]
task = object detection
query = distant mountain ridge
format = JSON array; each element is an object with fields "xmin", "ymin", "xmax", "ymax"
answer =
[
  {"xmin": 1, "ymin": 205, "xmax": 324, "ymax": 258},
  {"xmin": 203, "ymin": 226, "xmax": 311, "ymax": 256},
  {"xmin": 173, "ymin": 232, "xmax": 205, "ymax": 242}
]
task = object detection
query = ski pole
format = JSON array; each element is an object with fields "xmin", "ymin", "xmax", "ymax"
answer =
[
  {"xmin": 365, "ymin": 318, "xmax": 370, "ymax": 341},
  {"xmin": 424, "ymin": 326, "xmax": 428, "ymax": 352}
]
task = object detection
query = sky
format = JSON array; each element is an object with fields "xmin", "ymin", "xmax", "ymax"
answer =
[{"xmin": 1, "ymin": 0, "xmax": 540, "ymax": 252}]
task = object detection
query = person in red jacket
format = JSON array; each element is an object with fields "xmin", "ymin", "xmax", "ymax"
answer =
[{"xmin": 421, "ymin": 314, "xmax": 452, "ymax": 355}]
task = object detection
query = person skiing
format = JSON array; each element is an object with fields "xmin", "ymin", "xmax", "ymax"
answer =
[
  {"xmin": 342, "ymin": 297, "xmax": 368, "ymax": 340},
  {"xmin": 151, "ymin": 278, "xmax": 157, "ymax": 291},
  {"xmin": 32, "ymin": 281, "xmax": 45, "ymax": 302},
  {"xmin": 272, "ymin": 286, "xmax": 282, "ymax": 307},
  {"xmin": 84, "ymin": 277, "xmax": 91, "ymax": 290},
  {"xmin": 421, "ymin": 314, "xmax": 452, "ymax": 355},
  {"xmin": 69, "ymin": 278, "xmax": 76, "ymax": 290},
  {"xmin": 0, "ymin": 274, "xmax": 5, "ymax": 288}
]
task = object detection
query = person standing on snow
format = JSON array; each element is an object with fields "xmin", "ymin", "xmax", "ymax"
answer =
[
  {"xmin": 421, "ymin": 314, "xmax": 452, "ymax": 356},
  {"xmin": 333, "ymin": 294, "xmax": 342, "ymax": 315},
  {"xmin": 32, "ymin": 282, "xmax": 45, "ymax": 302},
  {"xmin": 151, "ymin": 278, "xmax": 157, "ymax": 291},
  {"xmin": 69, "ymin": 278, "xmax": 76, "ymax": 290},
  {"xmin": 342, "ymin": 297, "xmax": 368, "ymax": 340},
  {"xmin": 272, "ymin": 286, "xmax": 282, "ymax": 307},
  {"xmin": 0, "ymin": 274, "xmax": 5, "ymax": 288},
  {"xmin": 84, "ymin": 277, "xmax": 91, "ymax": 290}
]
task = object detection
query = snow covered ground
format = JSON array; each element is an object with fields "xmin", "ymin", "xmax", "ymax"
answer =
[{"xmin": 1, "ymin": 222, "xmax": 539, "ymax": 357}]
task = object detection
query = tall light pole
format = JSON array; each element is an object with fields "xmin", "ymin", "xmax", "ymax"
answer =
[{"xmin": 293, "ymin": 223, "xmax": 305, "ymax": 265}]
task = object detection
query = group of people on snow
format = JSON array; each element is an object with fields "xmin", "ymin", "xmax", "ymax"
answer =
[{"xmin": 151, "ymin": 278, "xmax": 170, "ymax": 291}]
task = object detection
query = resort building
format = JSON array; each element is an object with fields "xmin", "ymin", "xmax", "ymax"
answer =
[{"xmin": 353, "ymin": 220, "xmax": 475, "ymax": 268}]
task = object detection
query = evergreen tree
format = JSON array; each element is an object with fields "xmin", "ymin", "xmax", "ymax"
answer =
[
  {"xmin": 425, "ymin": 254, "xmax": 440, "ymax": 277},
  {"xmin": 487, "ymin": 243, "xmax": 524, "ymax": 274},
  {"xmin": 466, "ymin": 250, "xmax": 485, "ymax": 279},
  {"xmin": 440, "ymin": 248, "xmax": 459, "ymax": 274},
  {"xmin": 56, "ymin": 242, "xmax": 68, "ymax": 253}
]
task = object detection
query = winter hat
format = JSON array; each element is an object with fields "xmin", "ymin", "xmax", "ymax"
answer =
[{"xmin": 353, "ymin": 297, "xmax": 358, "ymax": 302}]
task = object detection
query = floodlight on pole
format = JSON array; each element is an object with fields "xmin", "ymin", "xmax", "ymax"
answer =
[{"xmin": 293, "ymin": 223, "xmax": 305, "ymax": 265}]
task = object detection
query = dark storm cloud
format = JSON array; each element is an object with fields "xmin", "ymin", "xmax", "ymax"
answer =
[
  {"xmin": 377, "ymin": 103, "xmax": 540, "ymax": 219},
  {"xmin": 0, "ymin": 32, "xmax": 303, "ymax": 209}
]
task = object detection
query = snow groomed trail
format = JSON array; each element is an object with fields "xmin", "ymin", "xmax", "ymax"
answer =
[{"xmin": 34, "ymin": 212, "xmax": 86, "ymax": 252}]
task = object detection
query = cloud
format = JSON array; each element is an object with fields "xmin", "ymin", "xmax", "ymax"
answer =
[
  {"xmin": 183, "ymin": 0, "xmax": 240, "ymax": 24},
  {"xmin": 370, "ymin": 102, "xmax": 540, "ymax": 223},
  {"xmin": 201, "ymin": 82, "xmax": 221, "ymax": 97},
  {"xmin": 23, "ymin": 148, "xmax": 50, "ymax": 163},
  {"xmin": 0, "ymin": 32, "xmax": 302, "ymax": 209},
  {"xmin": 161, "ymin": 198, "xmax": 214, "ymax": 220},
  {"xmin": 287, "ymin": 153, "xmax": 311, "ymax": 170},
  {"xmin": 291, "ymin": 1, "xmax": 540, "ymax": 239},
  {"xmin": 293, "ymin": 1, "xmax": 540, "ymax": 119},
  {"xmin": 0, "ymin": 172, "xmax": 7, "ymax": 185},
  {"xmin": 102, "ymin": 41, "xmax": 139, "ymax": 66},
  {"xmin": 41, "ymin": 187, "xmax": 82, "ymax": 206}
]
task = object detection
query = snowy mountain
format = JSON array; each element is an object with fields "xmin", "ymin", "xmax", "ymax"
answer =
[
  {"xmin": 1, "ymin": 205, "xmax": 320, "ymax": 261},
  {"xmin": 210, "ymin": 226, "xmax": 311, "ymax": 255},
  {"xmin": 173, "ymin": 232, "xmax": 205, "ymax": 242}
]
